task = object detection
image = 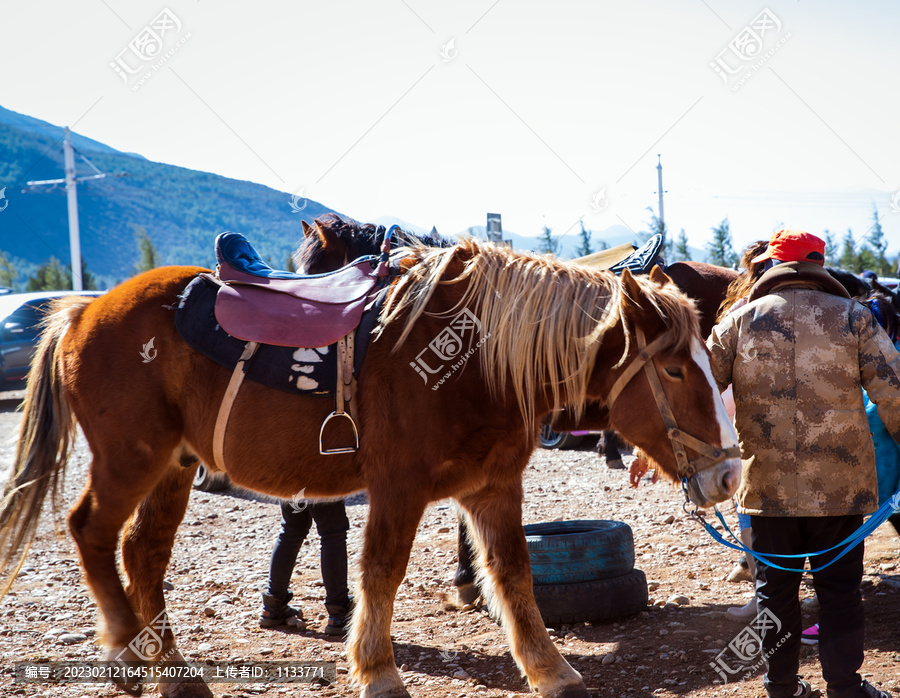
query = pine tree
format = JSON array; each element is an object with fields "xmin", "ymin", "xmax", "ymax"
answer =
[
  {"xmin": 538, "ymin": 225, "xmax": 559, "ymax": 256},
  {"xmin": 0, "ymin": 250, "xmax": 17, "ymax": 291},
  {"xmin": 867, "ymin": 204, "xmax": 889, "ymax": 275},
  {"xmin": 134, "ymin": 226, "xmax": 159, "ymax": 274},
  {"xmin": 26, "ymin": 257, "xmax": 98, "ymax": 291},
  {"xmin": 27, "ymin": 257, "xmax": 69, "ymax": 291},
  {"xmin": 823, "ymin": 230, "xmax": 836, "ymax": 266},
  {"xmin": 839, "ymin": 230, "xmax": 857, "ymax": 271},
  {"xmin": 674, "ymin": 229, "xmax": 690, "ymax": 262},
  {"xmin": 576, "ymin": 222, "xmax": 592, "ymax": 257},
  {"xmin": 705, "ymin": 219, "xmax": 738, "ymax": 267}
]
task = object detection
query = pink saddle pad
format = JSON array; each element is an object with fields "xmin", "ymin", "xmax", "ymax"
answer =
[{"xmin": 214, "ymin": 260, "xmax": 380, "ymax": 348}]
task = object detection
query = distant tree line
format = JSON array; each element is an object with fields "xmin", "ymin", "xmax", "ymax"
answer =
[
  {"xmin": 534, "ymin": 204, "xmax": 896, "ymax": 276},
  {"xmin": 0, "ymin": 225, "xmax": 162, "ymax": 292}
]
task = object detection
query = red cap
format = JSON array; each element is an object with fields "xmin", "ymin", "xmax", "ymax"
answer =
[{"xmin": 750, "ymin": 229, "xmax": 826, "ymax": 266}]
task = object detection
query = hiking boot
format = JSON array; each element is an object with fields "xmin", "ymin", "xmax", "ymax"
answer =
[
  {"xmin": 260, "ymin": 591, "xmax": 304, "ymax": 629},
  {"xmin": 769, "ymin": 679, "xmax": 815, "ymax": 698},
  {"xmin": 324, "ymin": 598, "xmax": 354, "ymax": 636},
  {"xmin": 859, "ymin": 680, "xmax": 892, "ymax": 698},
  {"xmin": 801, "ymin": 623, "xmax": 819, "ymax": 646},
  {"xmin": 727, "ymin": 555, "xmax": 753, "ymax": 583},
  {"xmin": 725, "ymin": 595, "xmax": 758, "ymax": 622}
]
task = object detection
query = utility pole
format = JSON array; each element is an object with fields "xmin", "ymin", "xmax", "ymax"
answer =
[
  {"xmin": 656, "ymin": 154, "xmax": 665, "ymax": 234},
  {"xmin": 26, "ymin": 127, "xmax": 117, "ymax": 290}
]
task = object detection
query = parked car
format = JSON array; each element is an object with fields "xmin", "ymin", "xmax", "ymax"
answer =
[{"xmin": 0, "ymin": 291, "xmax": 103, "ymax": 385}]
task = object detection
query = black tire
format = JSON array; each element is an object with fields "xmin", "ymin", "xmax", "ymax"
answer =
[
  {"xmin": 539, "ymin": 425, "xmax": 584, "ymax": 450},
  {"xmin": 192, "ymin": 463, "xmax": 229, "ymax": 492},
  {"xmin": 524, "ymin": 520, "xmax": 634, "ymax": 585},
  {"xmin": 532, "ymin": 569, "xmax": 649, "ymax": 626}
]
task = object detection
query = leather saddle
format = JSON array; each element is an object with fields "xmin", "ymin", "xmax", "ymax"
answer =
[
  {"xmin": 213, "ymin": 232, "xmax": 386, "ymax": 349},
  {"xmin": 574, "ymin": 234, "xmax": 664, "ymax": 275}
]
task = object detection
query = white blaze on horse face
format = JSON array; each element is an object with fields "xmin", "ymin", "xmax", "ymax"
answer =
[{"xmin": 690, "ymin": 338, "xmax": 741, "ymax": 503}]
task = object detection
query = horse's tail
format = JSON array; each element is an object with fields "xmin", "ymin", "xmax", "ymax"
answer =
[{"xmin": 0, "ymin": 297, "xmax": 89, "ymax": 594}]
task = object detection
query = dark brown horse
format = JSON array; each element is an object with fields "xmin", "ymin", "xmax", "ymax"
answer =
[{"xmin": 0, "ymin": 218, "xmax": 740, "ymax": 698}]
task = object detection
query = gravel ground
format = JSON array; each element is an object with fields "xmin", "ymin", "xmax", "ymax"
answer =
[{"xmin": 0, "ymin": 396, "xmax": 897, "ymax": 698}]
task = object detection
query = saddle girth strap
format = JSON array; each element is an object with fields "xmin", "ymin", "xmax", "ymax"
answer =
[{"xmin": 213, "ymin": 340, "xmax": 259, "ymax": 471}]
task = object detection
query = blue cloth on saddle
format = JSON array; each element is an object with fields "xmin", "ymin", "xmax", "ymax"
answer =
[
  {"xmin": 174, "ymin": 275, "xmax": 385, "ymax": 396},
  {"xmin": 217, "ymin": 231, "xmax": 313, "ymax": 280}
]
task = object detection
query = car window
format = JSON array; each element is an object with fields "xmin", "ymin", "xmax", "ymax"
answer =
[{"xmin": 2, "ymin": 302, "xmax": 50, "ymax": 341}]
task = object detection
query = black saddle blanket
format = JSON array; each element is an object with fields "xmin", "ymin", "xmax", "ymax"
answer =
[{"xmin": 174, "ymin": 275, "xmax": 383, "ymax": 397}]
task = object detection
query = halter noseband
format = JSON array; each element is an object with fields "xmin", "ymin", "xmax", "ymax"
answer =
[{"xmin": 605, "ymin": 326, "xmax": 740, "ymax": 479}]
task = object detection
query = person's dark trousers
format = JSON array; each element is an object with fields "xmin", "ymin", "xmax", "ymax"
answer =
[
  {"xmin": 268, "ymin": 500, "xmax": 350, "ymax": 610},
  {"xmin": 751, "ymin": 515, "xmax": 865, "ymax": 698},
  {"xmin": 890, "ymin": 513, "xmax": 900, "ymax": 538}
]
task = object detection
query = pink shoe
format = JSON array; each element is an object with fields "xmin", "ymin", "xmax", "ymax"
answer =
[{"xmin": 801, "ymin": 623, "xmax": 819, "ymax": 645}]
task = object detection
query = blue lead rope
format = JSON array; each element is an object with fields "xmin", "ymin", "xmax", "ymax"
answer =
[{"xmin": 682, "ymin": 478, "xmax": 900, "ymax": 573}]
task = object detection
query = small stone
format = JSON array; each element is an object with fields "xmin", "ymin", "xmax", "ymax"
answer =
[
  {"xmin": 453, "ymin": 669, "xmax": 471, "ymax": 679},
  {"xmin": 162, "ymin": 580, "xmax": 175, "ymax": 591},
  {"xmin": 647, "ymin": 582, "xmax": 660, "ymax": 592},
  {"xmin": 601, "ymin": 653, "xmax": 616, "ymax": 665},
  {"xmin": 259, "ymin": 648, "xmax": 274, "ymax": 656},
  {"xmin": 198, "ymin": 643, "xmax": 213, "ymax": 652},
  {"xmin": 668, "ymin": 595, "xmax": 690, "ymax": 606},
  {"xmin": 400, "ymin": 664, "xmax": 409, "ymax": 672},
  {"xmin": 659, "ymin": 629, "xmax": 669, "ymax": 636},
  {"xmin": 208, "ymin": 594, "xmax": 233, "ymax": 605},
  {"xmin": 437, "ymin": 527, "xmax": 451, "ymax": 533},
  {"xmin": 880, "ymin": 562, "xmax": 896, "ymax": 572},
  {"xmin": 57, "ymin": 633, "xmax": 87, "ymax": 644},
  {"xmin": 663, "ymin": 515, "xmax": 676, "ymax": 525},
  {"xmin": 203, "ymin": 607, "xmax": 216, "ymax": 617}
]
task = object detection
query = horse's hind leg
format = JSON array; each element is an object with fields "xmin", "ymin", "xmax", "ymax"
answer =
[
  {"xmin": 459, "ymin": 485, "xmax": 589, "ymax": 698},
  {"xmin": 121, "ymin": 453, "xmax": 213, "ymax": 698},
  {"xmin": 68, "ymin": 443, "xmax": 180, "ymax": 696},
  {"xmin": 348, "ymin": 485, "xmax": 427, "ymax": 698}
]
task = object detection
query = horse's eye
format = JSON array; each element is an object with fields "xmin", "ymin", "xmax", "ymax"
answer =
[{"xmin": 664, "ymin": 367, "xmax": 685, "ymax": 380}]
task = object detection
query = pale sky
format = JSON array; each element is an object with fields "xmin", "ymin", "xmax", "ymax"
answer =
[{"xmin": 3, "ymin": 0, "xmax": 900, "ymax": 256}]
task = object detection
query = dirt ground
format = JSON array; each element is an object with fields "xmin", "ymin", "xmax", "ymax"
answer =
[{"xmin": 0, "ymin": 392, "xmax": 897, "ymax": 698}]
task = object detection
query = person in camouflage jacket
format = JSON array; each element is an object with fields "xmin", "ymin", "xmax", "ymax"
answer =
[{"xmin": 707, "ymin": 229, "xmax": 897, "ymax": 698}]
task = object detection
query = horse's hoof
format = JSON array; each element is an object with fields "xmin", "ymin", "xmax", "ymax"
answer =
[
  {"xmin": 455, "ymin": 582, "xmax": 480, "ymax": 606},
  {"xmin": 117, "ymin": 680, "xmax": 143, "ymax": 697},
  {"xmin": 105, "ymin": 648, "xmax": 144, "ymax": 696},
  {"xmin": 606, "ymin": 458, "xmax": 625, "ymax": 470},
  {"xmin": 544, "ymin": 684, "xmax": 590, "ymax": 698},
  {"xmin": 160, "ymin": 682, "xmax": 215, "ymax": 698},
  {"xmin": 363, "ymin": 689, "xmax": 412, "ymax": 698}
]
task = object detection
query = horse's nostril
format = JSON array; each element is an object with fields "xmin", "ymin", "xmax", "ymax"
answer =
[{"xmin": 720, "ymin": 468, "xmax": 735, "ymax": 493}]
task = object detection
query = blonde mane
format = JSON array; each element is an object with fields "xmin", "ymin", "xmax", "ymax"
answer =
[{"xmin": 377, "ymin": 239, "xmax": 628, "ymax": 425}]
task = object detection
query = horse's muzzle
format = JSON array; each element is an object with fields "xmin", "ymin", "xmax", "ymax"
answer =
[{"xmin": 687, "ymin": 457, "xmax": 741, "ymax": 507}]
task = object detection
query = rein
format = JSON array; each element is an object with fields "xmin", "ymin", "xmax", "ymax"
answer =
[
  {"xmin": 605, "ymin": 326, "xmax": 740, "ymax": 480},
  {"xmin": 684, "ymin": 484, "xmax": 900, "ymax": 572}
]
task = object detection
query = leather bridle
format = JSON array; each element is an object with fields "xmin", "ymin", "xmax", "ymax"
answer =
[{"xmin": 605, "ymin": 326, "xmax": 740, "ymax": 479}]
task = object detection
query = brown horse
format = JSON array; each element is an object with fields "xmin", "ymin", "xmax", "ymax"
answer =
[
  {"xmin": 292, "ymin": 216, "xmax": 743, "ymax": 601},
  {"xmin": 0, "ymin": 226, "xmax": 740, "ymax": 698}
]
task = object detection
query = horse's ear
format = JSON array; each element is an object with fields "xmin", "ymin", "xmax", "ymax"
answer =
[
  {"xmin": 313, "ymin": 218, "xmax": 340, "ymax": 249},
  {"xmin": 620, "ymin": 268, "xmax": 654, "ymax": 320},
  {"xmin": 620, "ymin": 268, "xmax": 640, "ymax": 299},
  {"xmin": 649, "ymin": 265, "xmax": 672, "ymax": 287},
  {"xmin": 301, "ymin": 220, "xmax": 313, "ymax": 238}
]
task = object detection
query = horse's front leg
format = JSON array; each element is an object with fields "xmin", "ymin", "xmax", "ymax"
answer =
[
  {"xmin": 348, "ymin": 485, "xmax": 427, "ymax": 698},
  {"xmin": 459, "ymin": 486, "xmax": 589, "ymax": 698}
]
